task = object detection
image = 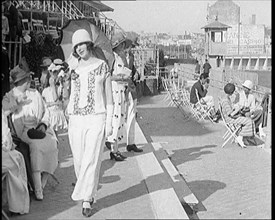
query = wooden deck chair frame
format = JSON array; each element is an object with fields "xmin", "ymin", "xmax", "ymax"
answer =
[
  {"xmin": 194, "ymin": 89, "xmax": 214, "ymax": 123},
  {"xmin": 22, "ymin": 18, "xmax": 31, "ymax": 34},
  {"xmin": 163, "ymin": 79, "xmax": 176, "ymax": 105},
  {"xmin": 162, "ymin": 78, "xmax": 171, "ymax": 102},
  {"xmin": 181, "ymin": 88, "xmax": 204, "ymax": 121},
  {"xmin": 162, "ymin": 78, "xmax": 188, "ymax": 118},
  {"xmin": 218, "ymin": 101, "xmax": 243, "ymax": 148}
]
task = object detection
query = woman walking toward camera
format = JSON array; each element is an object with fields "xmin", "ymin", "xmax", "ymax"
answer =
[{"xmin": 66, "ymin": 29, "xmax": 113, "ymax": 217}]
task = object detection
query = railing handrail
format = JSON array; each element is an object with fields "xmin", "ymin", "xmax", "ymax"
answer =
[{"xmin": 173, "ymin": 63, "xmax": 271, "ymax": 108}]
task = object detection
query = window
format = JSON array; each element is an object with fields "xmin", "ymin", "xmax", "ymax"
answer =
[{"xmin": 211, "ymin": 31, "xmax": 223, "ymax": 42}]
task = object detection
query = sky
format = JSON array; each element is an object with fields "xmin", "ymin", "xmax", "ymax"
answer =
[{"xmin": 103, "ymin": 0, "xmax": 271, "ymax": 35}]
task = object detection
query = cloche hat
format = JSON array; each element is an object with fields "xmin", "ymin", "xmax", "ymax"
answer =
[
  {"xmin": 10, "ymin": 65, "xmax": 31, "ymax": 83},
  {"xmin": 40, "ymin": 57, "xmax": 52, "ymax": 67},
  {"xmin": 111, "ymin": 32, "xmax": 126, "ymax": 49},
  {"xmin": 72, "ymin": 29, "xmax": 93, "ymax": 49},
  {"xmin": 242, "ymin": 80, "xmax": 253, "ymax": 90}
]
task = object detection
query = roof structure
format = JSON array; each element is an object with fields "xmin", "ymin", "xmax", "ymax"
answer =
[
  {"xmin": 201, "ymin": 20, "xmax": 231, "ymax": 29},
  {"xmin": 83, "ymin": 1, "xmax": 114, "ymax": 12}
]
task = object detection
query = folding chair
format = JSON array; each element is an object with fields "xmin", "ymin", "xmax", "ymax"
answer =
[
  {"xmin": 194, "ymin": 89, "xmax": 214, "ymax": 123},
  {"xmin": 162, "ymin": 78, "xmax": 170, "ymax": 102},
  {"xmin": 181, "ymin": 88, "xmax": 204, "ymax": 121},
  {"xmin": 218, "ymin": 101, "xmax": 243, "ymax": 148},
  {"xmin": 32, "ymin": 19, "xmax": 45, "ymax": 33},
  {"xmin": 22, "ymin": 19, "xmax": 31, "ymax": 34}
]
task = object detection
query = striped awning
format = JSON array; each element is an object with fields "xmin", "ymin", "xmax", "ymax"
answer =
[{"xmin": 83, "ymin": 1, "xmax": 114, "ymax": 12}]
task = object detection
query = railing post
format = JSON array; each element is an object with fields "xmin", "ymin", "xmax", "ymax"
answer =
[
  {"xmin": 264, "ymin": 94, "xmax": 271, "ymax": 149},
  {"xmin": 19, "ymin": 38, "xmax": 22, "ymax": 62}
]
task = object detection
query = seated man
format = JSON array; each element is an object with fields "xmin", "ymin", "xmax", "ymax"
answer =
[
  {"xmin": 190, "ymin": 73, "xmax": 216, "ymax": 117},
  {"xmin": 2, "ymin": 109, "xmax": 30, "ymax": 215},
  {"xmin": 234, "ymin": 80, "xmax": 266, "ymax": 138}
]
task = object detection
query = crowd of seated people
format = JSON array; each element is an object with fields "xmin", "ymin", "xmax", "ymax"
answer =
[
  {"xmin": 189, "ymin": 71, "xmax": 268, "ymax": 146},
  {"xmin": 2, "ymin": 56, "xmax": 62, "ymax": 216}
]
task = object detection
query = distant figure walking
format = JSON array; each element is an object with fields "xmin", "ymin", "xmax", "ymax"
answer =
[
  {"xmin": 203, "ymin": 59, "xmax": 211, "ymax": 78},
  {"xmin": 194, "ymin": 59, "xmax": 200, "ymax": 79}
]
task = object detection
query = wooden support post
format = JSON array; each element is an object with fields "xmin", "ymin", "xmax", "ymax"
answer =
[
  {"xmin": 262, "ymin": 56, "xmax": 268, "ymax": 70},
  {"xmin": 230, "ymin": 57, "xmax": 234, "ymax": 70},
  {"xmin": 254, "ymin": 57, "xmax": 259, "ymax": 70},
  {"xmin": 237, "ymin": 57, "xmax": 242, "ymax": 70},
  {"xmin": 264, "ymin": 95, "xmax": 271, "ymax": 149},
  {"xmin": 156, "ymin": 48, "xmax": 159, "ymax": 78},
  {"xmin": 246, "ymin": 56, "xmax": 251, "ymax": 70}
]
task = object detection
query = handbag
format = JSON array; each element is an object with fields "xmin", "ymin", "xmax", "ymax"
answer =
[
  {"xmin": 27, "ymin": 123, "xmax": 47, "ymax": 139},
  {"xmin": 27, "ymin": 128, "xmax": 46, "ymax": 139}
]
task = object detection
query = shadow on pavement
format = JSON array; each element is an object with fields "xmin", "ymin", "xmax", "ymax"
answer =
[
  {"xmin": 137, "ymin": 107, "xmax": 214, "ymax": 139},
  {"xmin": 169, "ymin": 145, "xmax": 217, "ymax": 166},
  {"xmin": 187, "ymin": 180, "xmax": 226, "ymax": 203},
  {"xmin": 93, "ymin": 171, "xmax": 172, "ymax": 215}
]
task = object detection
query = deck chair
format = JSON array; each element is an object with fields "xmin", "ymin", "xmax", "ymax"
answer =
[
  {"xmin": 194, "ymin": 89, "xmax": 214, "ymax": 123},
  {"xmin": 32, "ymin": 19, "xmax": 45, "ymax": 33},
  {"xmin": 22, "ymin": 19, "xmax": 31, "ymax": 34},
  {"xmin": 161, "ymin": 78, "xmax": 170, "ymax": 101},
  {"xmin": 218, "ymin": 101, "xmax": 243, "ymax": 148},
  {"xmin": 181, "ymin": 88, "xmax": 204, "ymax": 121}
]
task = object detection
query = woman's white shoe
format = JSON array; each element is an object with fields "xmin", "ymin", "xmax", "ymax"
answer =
[
  {"xmin": 35, "ymin": 190, "xmax": 43, "ymax": 201},
  {"xmin": 259, "ymin": 127, "xmax": 266, "ymax": 139},
  {"xmin": 235, "ymin": 136, "xmax": 246, "ymax": 148}
]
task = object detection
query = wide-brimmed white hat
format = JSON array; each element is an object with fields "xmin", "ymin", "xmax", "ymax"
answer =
[
  {"xmin": 242, "ymin": 80, "xmax": 253, "ymax": 90},
  {"xmin": 72, "ymin": 29, "xmax": 93, "ymax": 49}
]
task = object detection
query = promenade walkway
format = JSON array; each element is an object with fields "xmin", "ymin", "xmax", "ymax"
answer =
[
  {"xmin": 8, "ymin": 85, "xmax": 271, "ymax": 219},
  {"xmin": 137, "ymin": 88, "xmax": 271, "ymax": 219}
]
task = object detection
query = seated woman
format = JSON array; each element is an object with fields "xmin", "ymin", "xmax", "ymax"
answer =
[
  {"xmin": 234, "ymin": 80, "xmax": 266, "ymax": 139},
  {"xmin": 2, "ymin": 65, "xmax": 59, "ymax": 201},
  {"xmin": 2, "ymin": 109, "xmax": 30, "ymax": 215},
  {"xmin": 220, "ymin": 83, "xmax": 255, "ymax": 148}
]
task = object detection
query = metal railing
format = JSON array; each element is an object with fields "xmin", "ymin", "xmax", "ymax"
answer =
[{"xmin": 174, "ymin": 63, "xmax": 271, "ymax": 111}]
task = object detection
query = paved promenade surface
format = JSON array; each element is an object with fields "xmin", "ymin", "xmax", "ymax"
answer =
[
  {"xmin": 9, "ymin": 86, "xmax": 271, "ymax": 219},
  {"xmin": 136, "ymin": 88, "xmax": 271, "ymax": 219},
  {"xmin": 10, "ymin": 129, "xmax": 157, "ymax": 219}
]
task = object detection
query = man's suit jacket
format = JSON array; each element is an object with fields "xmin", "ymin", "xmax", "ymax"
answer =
[
  {"xmin": 127, "ymin": 52, "xmax": 140, "ymax": 100},
  {"xmin": 6, "ymin": 4, "xmax": 18, "ymax": 28}
]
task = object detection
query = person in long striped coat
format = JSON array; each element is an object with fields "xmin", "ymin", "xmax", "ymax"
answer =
[{"xmin": 221, "ymin": 83, "xmax": 255, "ymax": 147}]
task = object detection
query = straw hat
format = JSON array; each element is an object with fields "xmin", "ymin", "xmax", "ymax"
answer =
[
  {"xmin": 72, "ymin": 29, "xmax": 93, "ymax": 49},
  {"xmin": 111, "ymin": 32, "xmax": 126, "ymax": 49},
  {"xmin": 242, "ymin": 80, "xmax": 253, "ymax": 90},
  {"xmin": 40, "ymin": 57, "xmax": 52, "ymax": 67},
  {"xmin": 10, "ymin": 65, "xmax": 31, "ymax": 83},
  {"xmin": 224, "ymin": 83, "xmax": 235, "ymax": 95}
]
